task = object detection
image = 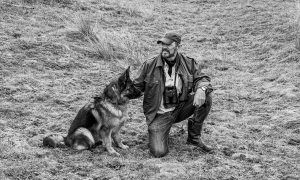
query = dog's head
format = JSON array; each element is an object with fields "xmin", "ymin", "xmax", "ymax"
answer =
[{"xmin": 102, "ymin": 66, "xmax": 133, "ymax": 105}]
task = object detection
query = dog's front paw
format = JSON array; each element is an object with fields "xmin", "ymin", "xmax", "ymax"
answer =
[
  {"xmin": 107, "ymin": 148, "xmax": 120, "ymax": 156},
  {"xmin": 109, "ymin": 150, "xmax": 121, "ymax": 156}
]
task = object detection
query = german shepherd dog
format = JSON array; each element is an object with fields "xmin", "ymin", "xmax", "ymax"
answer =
[{"xmin": 43, "ymin": 67, "xmax": 133, "ymax": 156}]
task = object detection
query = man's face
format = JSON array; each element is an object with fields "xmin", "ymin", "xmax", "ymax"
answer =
[{"xmin": 161, "ymin": 42, "xmax": 178, "ymax": 59}]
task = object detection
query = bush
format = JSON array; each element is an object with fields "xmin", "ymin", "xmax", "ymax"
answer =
[
  {"xmin": 78, "ymin": 18, "xmax": 144, "ymax": 66},
  {"xmin": 77, "ymin": 18, "xmax": 98, "ymax": 43}
]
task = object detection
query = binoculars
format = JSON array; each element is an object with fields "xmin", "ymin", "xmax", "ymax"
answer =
[{"xmin": 163, "ymin": 86, "xmax": 178, "ymax": 108}]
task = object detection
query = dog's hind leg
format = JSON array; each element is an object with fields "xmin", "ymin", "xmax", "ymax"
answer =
[
  {"xmin": 100, "ymin": 127, "xmax": 120, "ymax": 156},
  {"xmin": 112, "ymin": 122, "xmax": 129, "ymax": 149},
  {"xmin": 71, "ymin": 127, "xmax": 95, "ymax": 150}
]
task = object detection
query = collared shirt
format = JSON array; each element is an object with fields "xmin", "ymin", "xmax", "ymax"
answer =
[{"xmin": 157, "ymin": 61, "xmax": 183, "ymax": 114}]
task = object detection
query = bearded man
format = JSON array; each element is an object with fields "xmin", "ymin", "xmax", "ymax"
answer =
[{"xmin": 126, "ymin": 32, "xmax": 213, "ymax": 157}]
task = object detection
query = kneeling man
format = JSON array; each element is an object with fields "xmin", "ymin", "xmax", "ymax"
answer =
[{"xmin": 126, "ymin": 32, "xmax": 214, "ymax": 157}]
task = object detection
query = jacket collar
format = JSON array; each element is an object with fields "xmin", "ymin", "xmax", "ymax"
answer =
[{"xmin": 156, "ymin": 54, "xmax": 164, "ymax": 67}]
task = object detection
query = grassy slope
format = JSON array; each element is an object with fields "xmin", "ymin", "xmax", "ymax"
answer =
[{"xmin": 0, "ymin": 0, "xmax": 299, "ymax": 179}]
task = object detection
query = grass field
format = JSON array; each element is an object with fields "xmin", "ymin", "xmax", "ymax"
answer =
[{"xmin": 0, "ymin": 0, "xmax": 299, "ymax": 179}]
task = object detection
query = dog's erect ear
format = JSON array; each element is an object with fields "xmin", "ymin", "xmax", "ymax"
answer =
[
  {"xmin": 118, "ymin": 66, "xmax": 130, "ymax": 90},
  {"xmin": 126, "ymin": 66, "xmax": 130, "ymax": 80}
]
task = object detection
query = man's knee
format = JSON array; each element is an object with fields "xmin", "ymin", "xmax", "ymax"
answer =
[
  {"xmin": 150, "ymin": 147, "xmax": 168, "ymax": 158},
  {"xmin": 148, "ymin": 126, "xmax": 169, "ymax": 158}
]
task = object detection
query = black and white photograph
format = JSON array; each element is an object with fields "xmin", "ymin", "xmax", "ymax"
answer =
[{"xmin": 0, "ymin": 0, "xmax": 299, "ymax": 179}]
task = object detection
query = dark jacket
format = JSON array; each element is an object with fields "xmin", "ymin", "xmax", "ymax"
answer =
[{"xmin": 130, "ymin": 53, "xmax": 212, "ymax": 125}]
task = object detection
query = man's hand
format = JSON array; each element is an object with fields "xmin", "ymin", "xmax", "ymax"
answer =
[{"xmin": 193, "ymin": 88, "xmax": 206, "ymax": 107}]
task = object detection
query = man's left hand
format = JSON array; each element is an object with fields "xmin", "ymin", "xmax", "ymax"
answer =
[{"xmin": 193, "ymin": 88, "xmax": 206, "ymax": 107}]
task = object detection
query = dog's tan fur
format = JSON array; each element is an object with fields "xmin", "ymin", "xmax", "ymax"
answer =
[{"xmin": 43, "ymin": 67, "xmax": 132, "ymax": 156}]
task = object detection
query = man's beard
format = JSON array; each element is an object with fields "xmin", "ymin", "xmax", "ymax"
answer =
[{"xmin": 161, "ymin": 49, "xmax": 176, "ymax": 58}]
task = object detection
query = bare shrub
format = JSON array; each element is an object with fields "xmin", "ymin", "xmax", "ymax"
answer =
[
  {"xmin": 77, "ymin": 18, "xmax": 144, "ymax": 66},
  {"xmin": 77, "ymin": 17, "xmax": 98, "ymax": 43},
  {"xmin": 92, "ymin": 28, "xmax": 143, "ymax": 66}
]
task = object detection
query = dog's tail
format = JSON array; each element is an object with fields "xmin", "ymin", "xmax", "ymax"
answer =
[
  {"xmin": 43, "ymin": 128, "xmax": 96, "ymax": 150},
  {"xmin": 43, "ymin": 134, "xmax": 66, "ymax": 148}
]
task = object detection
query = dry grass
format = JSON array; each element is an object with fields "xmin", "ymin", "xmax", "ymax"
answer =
[
  {"xmin": 92, "ymin": 28, "xmax": 143, "ymax": 66},
  {"xmin": 240, "ymin": 0, "xmax": 251, "ymax": 8},
  {"xmin": 21, "ymin": 0, "xmax": 73, "ymax": 6},
  {"xmin": 77, "ymin": 17, "xmax": 144, "ymax": 66},
  {"xmin": 77, "ymin": 17, "xmax": 98, "ymax": 43},
  {"xmin": 0, "ymin": 0, "xmax": 299, "ymax": 179},
  {"xmin": 109, "ymin": 0, "xmax": 157, "ymax": 18},
  {"xmin": 296, "ymin": 0, "xmax": 300, "ymax": 50}
]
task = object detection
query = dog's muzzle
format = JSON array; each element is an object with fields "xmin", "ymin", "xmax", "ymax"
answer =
[{"xmin": 117, "ymin": 94, "xmax": 129, "ymax": 105}]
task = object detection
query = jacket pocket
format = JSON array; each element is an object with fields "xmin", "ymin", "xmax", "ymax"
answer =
[
  {"xmin": 143, "ymin": 88, "xmax": 159, "ymax": 117},
  {"xmin": 144, "ymin": 77, "xmax": 160, "ymax": 108},
  {"xmin": 145, "ymin": 77, "xmax": 159, "ymax": 94}
]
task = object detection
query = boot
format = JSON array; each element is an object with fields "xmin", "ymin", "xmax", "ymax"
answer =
[{"xmin": 187, "ymin": 119, "xmax": 213, "ymax": 153}]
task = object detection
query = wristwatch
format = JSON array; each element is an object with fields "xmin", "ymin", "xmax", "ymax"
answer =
[{"xmin": 200, "ymin": 86, "xmax": 207, "ymax": 91}]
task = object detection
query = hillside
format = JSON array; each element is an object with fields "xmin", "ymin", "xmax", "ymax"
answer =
[{"xmin": 0, "ymin": 0, "xmax": 299, "ymax": 179}]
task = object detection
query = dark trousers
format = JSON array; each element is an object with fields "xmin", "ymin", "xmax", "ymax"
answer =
[{"xmin": 148, "ymin": 94, "xmax": 212, "ymax": 157}]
